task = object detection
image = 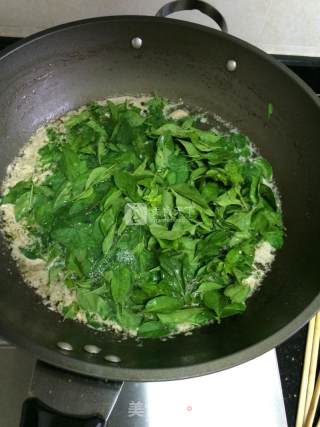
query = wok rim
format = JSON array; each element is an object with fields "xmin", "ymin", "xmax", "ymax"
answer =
[{"xmin": 0, "ymin": 15, "xmax": 319, "ymax": 381}]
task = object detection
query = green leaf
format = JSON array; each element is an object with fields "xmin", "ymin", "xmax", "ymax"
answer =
[
  {"xmin": 138, "ymin": 321, "xmax": 169, "ymax": 338},
  {"xmin": 117, "ymin": 308, "xmax": 142, "ymax": 330},
  {"xmin": 1, "ymin": 180, "xmax": 32, "ymax": 204},
  {"xmin": 175, "ymin": 194, "xmax": 197, "ymax": 219},
  {"xmin": 149, "ymin": 224, "xmax": 186, "ymax": 241},
  {"xmin": 19, "ymin": 241, "xmax": 42, "ymax": 260},
  {"xmin": 260, "ymin": 184, "xmax": 277, "ymax": 210},
  {"xmin": 103, "ymin": 189, "xmax": 122, "ymax": 210},
  {"xmin": 224, "ymin": 160, "xmax": 244, "ymax": 186},
  {"xmin": 263, "ymin": 230, "xmax": 284, "ymax": 249},
  {"xmin": 153, "ymin": 123, "xmax": 189, "ymax": 138},
  {"xmin": 69, "ymin": 187, "xmax": 96, "ymax": 215},
  {"xmin": 201, "ymin": 182, "xmax": 220, "ymax": 203},
  {"xmin": 15, "ymin": 191, "xmax": 32, "ymax": 220},
  {"xmin": 125, "ymin": 110, "xmax": 145, "ymax": 127},
  {"xmin": 145, "ymin": 296, "xmax": 184, "ymax": 313},
  {"xmin": 158, "ymin": 308, "xmax": 215, "ymax": 326},
  {"xmin": 147, "ymin": 96, "xmax": 167, "ymax": 127},
  {"xmin": 48, "ymin": 264, "xmax": 63, "ymax": 283},
  {"xmin": 114, "ymin": 171, "xmax": 139, "ymax": 201},
  {"xmin": 229, "ymin": 231, "xmax": 251, "ymax": 247},
  {"xmin": 155, "ymin": 134, "xmax": 174, "ymax": 170},
  {"xmin": 167, "ymin": 154, "xmax": 189, "ymax": 184},
  {"xmin": 131, "ymin": 288, "xmax": 149, "ymax": 304},
  {"xmin": 191, "ymin": 134, "xmax": 221, "ymax": 152},
  {"xmin": 203, "ymin": 290, "xmax": 227, "ymax": 317},
  {"xmin": 77, "ymin": 290, "xmax": 112, "ymax": 319},
  {"xmin": 254, "ymin": 158, "xmax": 273, "ymax": 181},
  {"xmin": 102, "ymin": 223, "xmax": 116, "ymax": 255},
  {"xmin": 60, "ymin": 146, "xmax": 88, "ymax": 183},
  {"xmin": 100, "ymin": 210, "xmax": 114, "ymax": 235},
  {"xmin": 216, "ymin": 188, "xmax": 242, "ymax": 207},
  {"xmin": 224, "ymin": 284, "xmax": 250, "ymax": 303},
  {"xmin": 53, "ymin": 182, "xmax": 73, "ymax": 211},
  {"xmin": 197, "ymin": 281, "xmax": 224, "ymax": 293},
  {"xmin": 197, "ymin": 230, "xmax": 230, "ymax": 258},
  {"xmin": 172, "ymin": 217, "xmax": 197, "ymax": 236},
  {"xmin": 220, "ymin": 302, "xmax": 246, "ymax": 318},
  {"xmin": 171, "ymin": 183, "xmax": 208, "ymax": 208},
  {"xmin": 226, "ymin": 211, "xmax": 252, "ymax": 231},
  {"xmin": 249, "ymin": 174, "xmax": 260, "ymax": 205},
  {"xmin": 251, "ymin": 209, "xmax": 269, "ymax": 233},
  {"xmin": 85, "ymin": 165, "xmax": 113, "ymax": 189},
  {"xmin": 111, "ymin": 266, "xmax": 132, "ymax": 305},
  {"xmin": 62, "ymin": 302, "xmax": 79, "ymax": 320},
  {"xmin": 178, "ymin": 139, "xmax": 201, "ymax": 158},
  {"xmin": 51, "ymin": 224, "xmax": 97, "ymax": 253},
  {"xmin": 252, "ymin": 207, "xmax": 282, "ymax": 240},
  {"xmin": 206, "ymin": 168, "xmax": 229, "ymax": 185},
  {"xmin": 97, "ymin": 140, "xmax": 106, "ymax": 164},
  {"xmin": 191, "ymin": 166, "xmax": 207, "ymax": 181}
]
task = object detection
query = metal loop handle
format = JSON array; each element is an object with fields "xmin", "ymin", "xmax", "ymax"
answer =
[{"xmin": 156, "ymin": 0, "xmax": 228, "ymax": 32}]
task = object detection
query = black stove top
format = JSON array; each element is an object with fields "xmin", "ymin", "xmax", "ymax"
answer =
[
  {"xmin": 1, "ymin": 36, "xmax": 320, "ymax": 427},
  {"xmin": 269, "ymin": 55, "xmax": 320, "ymax": 427}
]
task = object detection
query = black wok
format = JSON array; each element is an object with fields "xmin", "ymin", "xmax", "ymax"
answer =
[{"xmin": 0, "ymin": 1, "xmax": 319, "ymax": 424}]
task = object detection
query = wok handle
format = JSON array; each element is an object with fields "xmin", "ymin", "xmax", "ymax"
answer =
[
  {"xmin": 20, "ymin": 361, "xmax": 123, "ymax": 427},
  {"xmin": 20, "ymin": 398, "xmax": 105, "ymax": 427},
  {"xmin": 155, "ymin": 0, "xmax": 228, "ymax": 32}
]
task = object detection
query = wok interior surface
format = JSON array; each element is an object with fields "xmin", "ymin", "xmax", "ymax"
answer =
[{"xmin": 0, "ymin": 17, "xmax": 319, "ymax": 381}]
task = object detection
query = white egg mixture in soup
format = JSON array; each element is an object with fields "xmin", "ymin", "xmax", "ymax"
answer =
[{"xmin": 0, "ymin": 95, "xmax": 284, "ymax": 338}]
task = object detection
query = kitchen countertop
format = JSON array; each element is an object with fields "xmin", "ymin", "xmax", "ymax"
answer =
[{"xmin": 277, "ymin": 326, "xmax": 307, "ymax": 427}]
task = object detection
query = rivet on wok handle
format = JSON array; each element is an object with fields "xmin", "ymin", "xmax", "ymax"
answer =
[
  {"xmin": 131, "ymin": 37, "xmax": 143, "ymax": 49},
  {"xmin": 83, "ymin": 344, "xmax": 102, "ymax": 354},
  {"xmin": 57, "ymin": 341, "xmax": 73, "ymax": 352},
  {"xmin": 226, "ymin": 59, "xmax": 237, "ymax": 72},
  {"xmin": 104, "ymin": 354, "xmax": 121, "ymax": 363}
]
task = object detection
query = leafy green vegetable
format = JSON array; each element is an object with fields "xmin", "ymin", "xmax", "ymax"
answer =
[
  {"xmin": 149, "ymin": 223, "xmax": 187, "ymax": 241},
  {"xmin": 19, "ymin": 241, "xmax": 42, "ymax": 260},
  {"xmin": 158, "ymin": 307, "xmax": 215, "ymax": 325},
  {"xmin": 216, "ymin": 188, "xmax": 242, "ymax": 207},
  {"xmin": 220, "ymin": 302, "xmax": 246, "ymax": 318},
  {"xmin": 138, "ymin": 320, "xmax": 169, "ymax": 337},
  {"xmin": 53, "ymin": 182, "xmax": 73, "ymax": 211},
  {"xmin": 15, "ymin": 191, "xmax": 32, "ymax": 220},
  {"xmin": 203, "ymin": 290, "xmax": 226, "ymax": 317},
  {"xmin": 117, "ymin": 308, "xmax": 142, "ymax": 330},
  {"xmin": 1, "ymin": 180, "xmax": 32, "ymax": 204},
  {"xmin": 102, "ymin": 223, "xmax": 116, "ymax": 255},
  {"xmin": 267, "ymin": 102, "xmax": 273, "ymax": 119},
  {"xmin": 197, "ymin": 281, "xmax": 224, "ymax": 293},
  {"xmin": 85, "ymin": 165, "xmax": 113, "ymax": 189},
  {"xmin": 224, "ymin": 284, "xmax": 250, "ymax": 303},
  {"xmin": 111, "ymin": 266, "xmax": 132, "ymax": 305},
  {"xmin": 77, "ymin": 290, "xmax": 112, "ymax": 319},
  {"xmin": 145, "ymin": 296, "xmax": 184, "ymax": 313},
  {"xmin": 226, "ymin": 211, "xmax": 252, "ymax": 232},
  {"xmin": 172, "ymin": 183, "xmax": 208, "ymax": 208},
  {"xmin": 0, "ymin": 96, "xmax": 284, "ymax": 337}
]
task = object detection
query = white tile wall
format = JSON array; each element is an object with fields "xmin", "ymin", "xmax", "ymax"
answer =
[{"xmin": 0, "ymin": 0, "xmax": 320, "ymax": 56}]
